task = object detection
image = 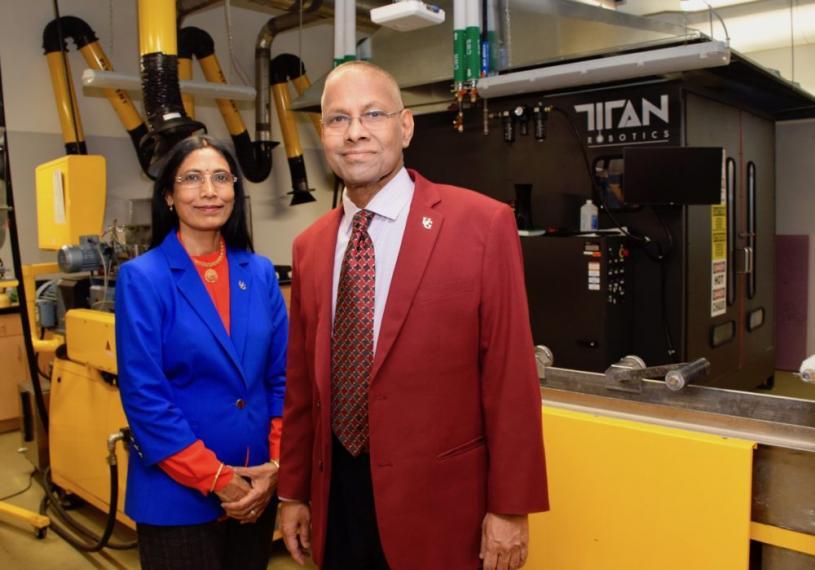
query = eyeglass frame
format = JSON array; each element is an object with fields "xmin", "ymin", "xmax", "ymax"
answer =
[
  {"xmin": 173, "ymin": 170, "xmax": 239, "ymax": 189},
  {"xmin": 320, "ymin": 108, "xmax": 405, "ymax": 131}
]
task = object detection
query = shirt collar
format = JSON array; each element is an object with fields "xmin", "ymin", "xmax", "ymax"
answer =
[{"xmin": 341, "ymin": 167, "xmax": 413, "ymax": 224}]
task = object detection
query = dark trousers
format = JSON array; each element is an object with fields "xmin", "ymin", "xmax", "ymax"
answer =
[
  {"xmin": 136, "ymin": 498, "xmax": 278, "ymax": 570},
  {"xmin": 323, "ymin": 435, "xmax": 390, "ymax": 570}
]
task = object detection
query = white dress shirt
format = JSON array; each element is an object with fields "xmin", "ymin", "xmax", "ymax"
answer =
[{"xmin": 332, "ymin": 167, "xmax": 414, "ymax": 352}]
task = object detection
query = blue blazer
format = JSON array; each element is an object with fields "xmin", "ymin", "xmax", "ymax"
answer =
[{"xmin": 115, "ymin": 231, "xmax": 287, "ymax": 525}]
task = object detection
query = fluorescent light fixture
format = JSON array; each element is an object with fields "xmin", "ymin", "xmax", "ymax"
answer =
[
  {"xmin": 476, "ymin": 41, "xmax": 731, "ymax": 99},
  {"xmin": 81, "ymin": 69, "xmax": 256, "ymax": 101}
]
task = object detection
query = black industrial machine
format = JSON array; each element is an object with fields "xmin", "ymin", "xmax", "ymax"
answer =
[
  {"xmin": 407, "ymin": 73, "xmax": 781, "ymax": 390},
  {"xmin": 520, "ymin": 234, "xmax": 632, "ymax": 372}
]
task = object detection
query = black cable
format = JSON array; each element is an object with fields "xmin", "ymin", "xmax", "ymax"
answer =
[
  {"xmin": 652, "ymin": 208, "xmax": 679, "ymax": 362},
  {"xmin": 659, "ymin": 257, "xmax": 678, "ymax": 362},
  {"xmin": 548, "ymin": 105, "xmax": 649, "ymax": 245},
  {"xmin": 0, "ymin": 471, "xmax": 34, "ymax": 501},
  {"xmin": 0, "ymin": 61, "xmax": 50, "ymax": 432},
  {"xmin": 52, "ymin": 0, "xmax": 84, "ymax": 154},
  {"xmin": 37, "ymin": 359, "xmax": 51, "ymax": 380},
  {"xmin": 40, "ymin": 463, "xmax": 137, "ymax": 552},
  {"xmin": 546, "ymin": 104, "xmax": 679, "ymax": 362}
]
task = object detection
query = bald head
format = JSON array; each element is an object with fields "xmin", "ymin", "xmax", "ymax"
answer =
[
  {"xmin": 321, "ymin": 61, "xmax": 404, "ymax": 112},
  {"xmin": 318, "ymin": 60, "xmax": 415, "ymax": 205}
]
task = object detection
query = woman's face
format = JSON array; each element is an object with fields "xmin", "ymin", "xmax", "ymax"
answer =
[{"xmin": 166, "ymin": 147, "xmax": 236, "ymax": 236}]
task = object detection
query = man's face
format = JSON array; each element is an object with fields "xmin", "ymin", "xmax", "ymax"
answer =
[{"xmin": 320, "ymin": 67, "xmax": 414, "ymax": 190}]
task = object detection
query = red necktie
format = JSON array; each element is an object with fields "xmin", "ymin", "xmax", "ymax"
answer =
[{"xmin": 331, "ymin": 209, "xmax": 376, "ymax": 456}]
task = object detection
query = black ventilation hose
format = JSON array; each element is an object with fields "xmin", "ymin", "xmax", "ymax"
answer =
[
  {"xmin": 140, "ymin": 51, "xmax": 206, "ymax": 177},
  {"xmin": 231, "ymin": 132, "xmax": 275, "ymax": 183},
  {"xmin": 178, "ymin": 26, "xmax": 215, "ymax": 60},
  {"xmin": 288, "ymin": 155, "xmax": 315, "ymax": 205},
  {"xmin": 128, "ymin": 123, "xmax": 154, "ymax": 176},
  {"xmin": 39, "ymin": 432, "xmax": 137, "ymax": 552},
  {"xmin": 178, "ymin": 26, "xmax": 274, "ymax": 183},
  {"xmin": 269, "ymin": 53, "xmax": 306, "ymax": 84},
  {"xmin": 42, "ymin": 15, "xmax": 97, "ymax": 52}
]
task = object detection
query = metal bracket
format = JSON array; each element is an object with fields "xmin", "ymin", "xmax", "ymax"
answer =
[{"xmin": 606, "ymin": 356, "xmax": 710, "ymax": 393}]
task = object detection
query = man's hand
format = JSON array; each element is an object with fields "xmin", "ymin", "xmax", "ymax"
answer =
[
  {"xmin": 220, "ymin": 462, "xmax": 279, "ymax": 523},
  {"xmin": 480, "ymin": 513, "xmax": 529, "ymax": 570},
  {"xmin": 280, "ymin": 501, "xmax": 312, "ymax": 566}
]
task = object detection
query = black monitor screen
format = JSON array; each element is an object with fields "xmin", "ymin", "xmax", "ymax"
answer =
[{"xmin": 622, "ymin": 146, "xmax": 724, "ymax": 206}]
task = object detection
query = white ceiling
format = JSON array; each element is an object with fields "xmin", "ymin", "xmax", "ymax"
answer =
[
  {"xmin": 596, "ymin": 0, "xmax": 815, "ymax": 53},
  {"xmin": 612, "ymin": 0, "xmax": 760, "ymax": 17}
]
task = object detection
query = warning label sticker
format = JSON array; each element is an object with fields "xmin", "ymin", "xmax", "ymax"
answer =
[{"xmin": 710, "ymin": 157, "xmax": 727, "ymax": 317}]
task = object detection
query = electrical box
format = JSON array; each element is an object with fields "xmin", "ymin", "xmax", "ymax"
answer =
[
  {"xmin": 521, "ymin": 235, "xmax": 633, "ymax": 372},
  {"xmin": 35, "ymin": 155, "xmax": 106, "ymax": 251}
]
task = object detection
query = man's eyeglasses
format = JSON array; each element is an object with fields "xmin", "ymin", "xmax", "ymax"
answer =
[
  {"xmin": 175, "ymin": 171, "xmax": 238, "ymax": 189},
  {"xmin": 321, "ymin": 109, "xmax": 404, "ymax": 131}
]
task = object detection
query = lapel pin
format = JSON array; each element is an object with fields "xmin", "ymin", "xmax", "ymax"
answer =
[
  {"xmin": 238, "ymin": 280, "xmax": 247, "ymax": 290},
  {"xmin": 422, "ymin": 216, "xmax": 433, "ymax": 230}
]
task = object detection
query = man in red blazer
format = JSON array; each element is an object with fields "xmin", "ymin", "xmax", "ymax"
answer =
[{"xmin": 278, "ymin": 61, "xmax": 548, "ymax": 570}]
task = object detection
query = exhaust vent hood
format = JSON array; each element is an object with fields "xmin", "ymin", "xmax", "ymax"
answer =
[{"xmin": 291, "ymin": 0, "xmax": 694, "ymax": 112}]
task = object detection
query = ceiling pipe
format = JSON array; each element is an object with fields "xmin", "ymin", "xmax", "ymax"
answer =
[
  {"xmin": 344, "ymin": 0, "xmax": 357, "ymax": 62},
  {"xmin": 334, "ymin": 0, "xmax": 345, "ymax": 65},
  {"xmin": 256, "ymin": 3, "xmax": 324, "ymax": 144}
]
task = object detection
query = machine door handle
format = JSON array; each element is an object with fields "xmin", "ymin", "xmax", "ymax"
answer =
[{"xmin": 737, "ymin": 247, "xmax": 754, "ymax": 275}]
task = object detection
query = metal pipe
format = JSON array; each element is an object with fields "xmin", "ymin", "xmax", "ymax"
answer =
[
  {"xmin": 138, "ymin": 0, "xmax": 177, "ymax": 55},
  {"xmin": 344, "ymin": 0, "xmax": 356, "ymax": 61},
  {"xmin": 255, "ymin": 7, "xmax": 323, "ymax": 143},
  {"xmin": 334, "ymin": 0, "xmax": 346, "ymax": 65},
  {"xmin": 465, "ymin": 0, "xmax": 481, "ymax": 83},
  {"xmin": 453, "ymin": 0, "xmax": 466, "ymax": 87}
]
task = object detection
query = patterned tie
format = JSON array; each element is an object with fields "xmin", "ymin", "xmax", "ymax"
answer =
[{"xmin": 331, "ymin": 209, "xmax": 376, "ymax": 456}]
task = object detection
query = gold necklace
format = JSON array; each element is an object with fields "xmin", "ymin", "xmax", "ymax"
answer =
[{"xmin": 191, "ymin": 239, "xmax": 226, "ymax": 283}]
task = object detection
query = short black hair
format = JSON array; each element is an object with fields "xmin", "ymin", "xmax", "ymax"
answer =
[{"xmin": 149, "ymin": 134, "xmax": 254, "ymax": 252}]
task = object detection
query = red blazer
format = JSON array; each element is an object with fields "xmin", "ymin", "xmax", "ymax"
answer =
[{"xmin": 279, "ymin": 170, "xmax": 549, "ymax": 569}]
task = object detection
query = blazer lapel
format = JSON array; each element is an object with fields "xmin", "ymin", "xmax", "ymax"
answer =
[
  {"xmin": 370, "ymin": 172, "xmax": 443, "ymax": 383},
  {"xmin": 312, "ymin": 207, "xmax": 344, "ymax": 401},
  {"xmin": 161, "ymin": 233, "xmax": 247, "ymax": 385},
  {"xmin": 228, "ymin": 250, "xmax": 252, "ymax": 367}
]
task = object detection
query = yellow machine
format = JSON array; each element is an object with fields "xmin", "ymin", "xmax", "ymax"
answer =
[
  {"xmin": 35, "ymin": 155, "xmax": 106, "ymax": 251},
  {"xmin": 28, "ymin": 158, "xmax": 135, "ymax": 537},
  {"xmin": 17, "ymin": 0, "xmax": 193, "ymax": 549}
]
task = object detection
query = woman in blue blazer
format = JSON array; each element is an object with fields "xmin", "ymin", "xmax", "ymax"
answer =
[{"xmin": 115, "ymin": 135, "xmax": 287, "ymax": 569}]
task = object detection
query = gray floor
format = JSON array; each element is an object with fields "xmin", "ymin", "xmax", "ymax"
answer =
[{"xmin": 0, "ymin": 431, "xmax": 313, "ymax": 569}]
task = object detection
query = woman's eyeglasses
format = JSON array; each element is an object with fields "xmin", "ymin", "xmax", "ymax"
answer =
[{"xmin": 175, "ymin": 171, "xmax": 238, "ymax": 188}]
